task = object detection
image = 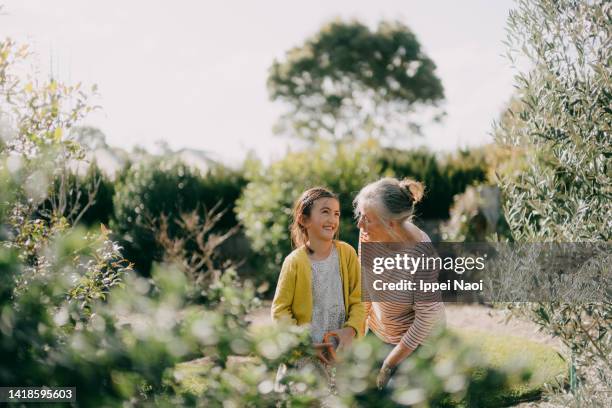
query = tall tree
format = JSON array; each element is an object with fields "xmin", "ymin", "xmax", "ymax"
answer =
[{"xmin": 268, "ymin": 20, "xmax": 445, "ymax": 142}]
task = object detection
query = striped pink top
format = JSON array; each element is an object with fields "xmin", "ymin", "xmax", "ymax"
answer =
[{"xmin": 360, "ymin": 229, "xmax": 445, "ymax": 350}]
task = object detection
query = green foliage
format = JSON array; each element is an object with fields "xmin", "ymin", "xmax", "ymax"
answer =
[
  {"xmin": 268, "ymin": 20, "xmax": 444, "ymax": 141},
  {"xmin": 0, "ymin": 221, "xmax": 316, "ymax": 406},
  {"xmin": 112, "ymin": 159, "xmax": 245, "ymax": 275},
  {"xmin": 0, "ymin": 37, "xmax": 125, "ymax": 317},
  {"xmin": 498, "ymin": 0, "xmax": 611, "ymax": 242},
  {"xmin": 65, "ymin": 226, "xmax": 131, "ymax": 315},
  {"xmin": 378, "ymin": 148, "xmax": 487, "ymax": 219},
  {"xmin": 236, "ymin": 140, "xmax": 382, "ymax": 284},
  {"xmin": 0, "ymin": 39, "xmax": 95, "ymax": 161},
  {"xmin": 173, "ymin": 326, "xmax": 565, "ymax": 407},
  {"xmin": 496, "ymin": 0, "xmax": 611, "ymax": 405}
]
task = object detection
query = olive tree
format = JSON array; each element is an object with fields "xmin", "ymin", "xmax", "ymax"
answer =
[{"xmin": 495, "ymin": 0, "xmax": 611, "ymax": 405}]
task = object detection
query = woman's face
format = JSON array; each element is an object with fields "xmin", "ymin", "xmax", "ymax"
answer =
[{"xmin": 357, "ymin": 205, "xmax": 390, "ymax": 241}]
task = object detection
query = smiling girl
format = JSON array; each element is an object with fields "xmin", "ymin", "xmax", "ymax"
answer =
[{"xmin": 271, "ymin": 187, "xmax": 365, "ymax": 363}]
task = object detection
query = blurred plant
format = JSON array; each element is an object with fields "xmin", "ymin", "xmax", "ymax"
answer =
[
  {"xmin": 327, "ymin": 329, "xmax": 535, "ymax": 408},
  {"xmin": 0, "ymin": 38, "xmax": 100, "ymax": 222},
  {"xmin": 495, "ymin": 0, "xmax": 611, "ymax": 405},
  {"xmin": 268, "ymin": 20, "xmax": 444, "ymax": 142},
  {"xmin": 65, "ymin": 226, "xmax": 131, "ymax": 315},
  {"xmin": 153, "ymin": 205, "xmax": 242, "ymax": 303},
  {"xmin": 0, "ymin": 37, "xmax": 106, "ymax": 278},
  {"xmin": 0, "ymin": 37, "xmax": 128, "ymax": 319},
  {"xmin": 0, "ymin": 219, "xmax": 319, "ymax": 406}
]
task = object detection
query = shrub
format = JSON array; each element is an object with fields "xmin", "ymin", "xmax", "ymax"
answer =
[
  {"xmin": 112, "ymin": 159, "xmax": 245, "ymax": 275},
  {"xmin": 0, "ymin": 37, "xmax": 126, "ymax": 316}
]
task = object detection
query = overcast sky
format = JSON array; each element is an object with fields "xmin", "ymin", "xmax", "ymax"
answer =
[{"xmin": 2, "ymin": 0, "xmax": 516, "ymax": 164}]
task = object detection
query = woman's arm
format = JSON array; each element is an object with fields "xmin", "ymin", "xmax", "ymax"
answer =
[
  {"xmin": 376, "ymin": 302, "xmax": 444, "ymax": 389},
  {"xmin": 378, "ymin": 242, "xmax": 445, "ymax": 388}
]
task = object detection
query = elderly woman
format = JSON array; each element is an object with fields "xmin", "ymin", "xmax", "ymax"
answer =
[{"xmin": 354, "ymin": 177, "xmax": 445, "ymax": 389}]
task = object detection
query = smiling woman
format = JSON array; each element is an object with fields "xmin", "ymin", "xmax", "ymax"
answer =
[{"xmin": 354, "ymin": 177, "xmax": 446, "ymax": 389}]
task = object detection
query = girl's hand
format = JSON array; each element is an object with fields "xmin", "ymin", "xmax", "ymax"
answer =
[
  {"xmin": 313, "ymin": 342, "xmax": 335, "ymax": 365},
  {"xmin": 327, "ymin": 326, "xmax": 356, "ymax": 352}
]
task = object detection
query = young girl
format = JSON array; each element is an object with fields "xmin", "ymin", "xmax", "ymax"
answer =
[{"xmin": 271, "ymin": 187, "xmax": 365, "ymax": 364}]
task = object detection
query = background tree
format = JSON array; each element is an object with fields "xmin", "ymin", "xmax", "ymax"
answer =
[{"xmin": 268, "ymin": 20, "xmax": 445, "ymax": 142}]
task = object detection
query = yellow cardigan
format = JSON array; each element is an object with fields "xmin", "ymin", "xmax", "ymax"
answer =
[{"xmin": 271, "ymin": 240, "xmax": 365, "ymax": 337}]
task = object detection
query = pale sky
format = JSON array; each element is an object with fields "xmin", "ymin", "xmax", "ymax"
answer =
[{"xmin": 1, "ymin": 0, "xmax": 516, "ymax": 165}]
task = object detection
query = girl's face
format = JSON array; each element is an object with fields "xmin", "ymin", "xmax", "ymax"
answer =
[
  {"xmin": 301, "ymin": 197, "xmax": 340, "ymax": 242},
  {"xmin": 357, "ymin": 205, "xmax": 391, "ymax": 242}
]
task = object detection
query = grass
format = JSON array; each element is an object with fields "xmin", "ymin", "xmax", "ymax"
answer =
[{"xmin": 439, "ymin": 329, "xmax": 567, "ymax": 407}]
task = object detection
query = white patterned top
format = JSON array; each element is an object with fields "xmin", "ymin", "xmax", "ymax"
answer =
[{"xmin": 309, "ymin": 246, "xmax": 345, "ymax": 343}]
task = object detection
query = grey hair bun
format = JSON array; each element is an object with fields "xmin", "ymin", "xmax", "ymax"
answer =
[{"xmin": 399, "ymin": 178, "xmax": 425, "ymax": 205}]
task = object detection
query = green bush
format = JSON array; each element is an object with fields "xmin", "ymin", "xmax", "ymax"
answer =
[
  {"xmin": 236, "ymin": 140, "xmax": 381, "ymax": 285},
  {"xmin": 112, "ymin": 159, "xmax": 245, "ymax": 275},
  {"xmin": 378, "ymin": 148, "xmax": 487, "ymax": 219}
]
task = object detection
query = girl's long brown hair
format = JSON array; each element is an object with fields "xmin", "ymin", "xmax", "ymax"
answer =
[{"xmin": 290, "ymin": 187, "xmax": 339, "ymax": 253}]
